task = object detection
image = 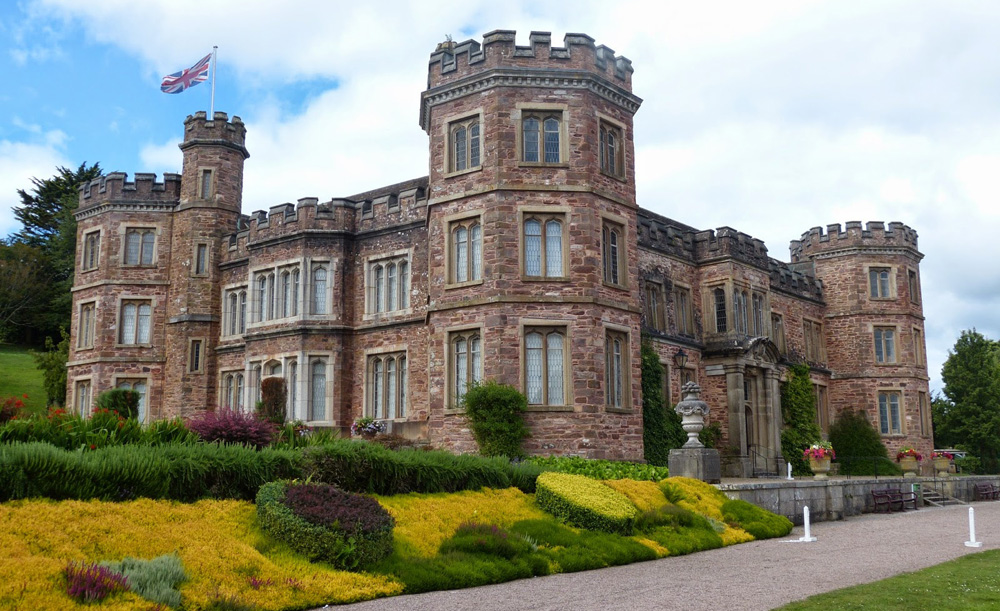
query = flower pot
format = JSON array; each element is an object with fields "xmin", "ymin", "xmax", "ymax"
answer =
[
  {"xmin": 899, "ymin": 456, "xmax": 919, "ymax": 477},
  {"xmin": 933, "ymin": 458, "xmax": 951, "ymax": 477},
  {"xmin": 809, "ymin": 456, "xmax": 832, "ymax": 480}
]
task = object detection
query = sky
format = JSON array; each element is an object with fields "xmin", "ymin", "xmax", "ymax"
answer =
[{"xmin": 2, "ymin": 0, "xmax": 998, "ymax": 393}]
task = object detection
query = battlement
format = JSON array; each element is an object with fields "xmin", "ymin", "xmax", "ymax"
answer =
[
  {"xmin": 789, "ymin": 221, "xmax": 919, "ymax": 262},
  {"xmin": 179, "ymin": 111, "xmax": 249, "ymax": 158},
  {"xmin": 78, "ymin": 172, "xmax": 182, "ymax": 211},
  {"xmin": 769, "ymin": 259, "xmax": 824, "ymax": 301},
  {"xmin": 427, "ymin": 30, "xmax": 633, "ymax": 90},
  {"xmin": 693, "ymin": 226, "xmax": 770, "ymax": 269}
]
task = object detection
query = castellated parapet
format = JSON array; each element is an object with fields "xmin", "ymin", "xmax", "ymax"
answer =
[
  {"xmin": 78, "ymin": 172, "xmax": 181, "ymax": 211},
  {"xmin": 180, "ymin": 111, "xmax": 248, "ymax": 153},
  {"xmin": 790, "ymin": 221, "xmax": 920, "ymax": 262}
]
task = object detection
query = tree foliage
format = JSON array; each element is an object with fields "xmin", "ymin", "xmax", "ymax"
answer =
[
  {"xmin": 936, "ymin": 329, "xmax": 1000, "ymax": 473},
  {"xmin": 0, "ymin": 241, "xmax": 46, "ymax": 340},
  {"xmin": 640, "ymin": 341, "xmax": 685, "ymax": 466},
  {"xmin": 828, "ymin": 408, "xmax": 899, "ymax": 476},
  {"xmin": 780, "ymin": 363, "xmax": 821, "ymax": 475},
  {"xmin": 30, "ymin": 328, "xmax": 70, "ymax": 407},
  {"xmin": 462, "ymin": 380, "xmax": 530, "ymax": 458}
]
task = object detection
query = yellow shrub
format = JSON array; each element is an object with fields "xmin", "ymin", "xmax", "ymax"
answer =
[
  {"xmin": 720, "ymin": 525, "xmax": 755, "ymax": 546},
  {"xmin": 662, "ymin": 477, "xmax": 728, "ymax": 521},
  {"xmin": 0, "ymin": 498, "xmax": 402, "ymax": 610},
  {"xmin": 602, "ymin": 479, "xmax": 667, "ymax": 513},
  {"xmin": 378, "ymin": 487, "xmax": 548, "ymax": 558}
]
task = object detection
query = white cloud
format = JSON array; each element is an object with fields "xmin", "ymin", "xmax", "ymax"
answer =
[{"xmin": 0, "ymin": 139, "xmax": 70, "ymax": 237}]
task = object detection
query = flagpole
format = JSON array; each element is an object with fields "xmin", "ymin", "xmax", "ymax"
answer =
[{"xmin": 210, "ymin": 46, "xmax": 218, "ymax": 117}]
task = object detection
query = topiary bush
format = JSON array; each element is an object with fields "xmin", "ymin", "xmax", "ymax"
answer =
[
  {"xmin": 256, "ymin": 481, "xmax": 394, "ymax": 570},
  {"xmin": 527, "ymin": 455, "xmax": 669, "ymax": 481},
  {"xmin": 257, "ymin": 377, "xmax": 287, "ymax": 426},
  {"xmin": 721, "ymin": 499, "xmax": 793, "ymax": 539},
  {"xmin": 829, "ymin": 408, "xmax": 901, "ymax": 476},
  {"xmin": 462, "ymin": 380, "xmax": 530, "ymax": 458},
  {"xmin": 95, "ymin": 388, "xmax": 141, "ymax": 420},
  {"xmin": 534, "ymin": 471, "xmax": 638, "ymax": 535},
  {"xmin": 186, "ymin": 408, "xmax": 276, "ymax": 450}
]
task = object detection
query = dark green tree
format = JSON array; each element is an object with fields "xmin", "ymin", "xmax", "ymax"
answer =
[
  {"xmin": 780, "ymin": 363, "xmax": 821, "ymax": 475},
  {"xmin": 930, "ymin": 391, "xmax": 960, "ymax": 449},
  {"xmin": 10, "ymin": 162, "xmax": 102, "ymax": 343},
  {"xmin": 30, "ymin": 328, "xmax": 70, "ymax": 407},
  {"xmin": 0, "ymin": 241, "xmax": 46, "ymax": 340},
  {"xmin": 938, "ymin": 329, "xmax": 1000, "ymax": 473},
  {"xmin": 641, "ymin": 341, "xmax": 685, "ymax": 466},
  {"xmin": 462, "ymin": 380, "xmax": 530, "ymax": 458},
  {"xmin": 829, "ymin": 408, "xmax": 898, "ymax": 476}
]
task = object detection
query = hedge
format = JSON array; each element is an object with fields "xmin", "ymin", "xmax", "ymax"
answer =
[
  {"xmin": 527, "ymin": 455, "xmax": 670, "ymax": 481},
  {"xmin": 534, "ymin": 471, "xmax": 638, "ymax": 535},
  {"xmin": 256, "ymin": 481, "xmax": 394, "ymax": 570}
]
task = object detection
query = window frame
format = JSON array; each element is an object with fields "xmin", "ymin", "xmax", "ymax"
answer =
[
  {"xmin": 514, "ymin": 104, "xmax": 568, "ymax": 167},
  {"xmin": 712, "ymin": 286, "xmax": 728, "ymax": 333},
  {"xmin": 878, "ymin": 390, "xmax": 903, "ymax": 436},
  {"xmin": 866, "ymin": 265, "xmax": 896, "ymax": 300},
  {"xmin": 366, "ymin": 351, "xmax": 407, "ymax": 420},
  {"xmin": 188, "ymin": 338, "xmax": 205, "ymax": 374},
  {"xmin": 918, "ymin": 391, "xmax": 931, "ymax": 436},
  {"xmin": 604, "ymin": 327, "xmax": 632, "ymax": 411},
  {"xmin": 644, "ymin": 280, "xmax": 666, "ymax": 332},
  {"xmin": 802, "ymin": 317, "xmax": 826, "ymax": 363},
  {"xmin": 771, "ymin": 312, "xmax": 786, "ymax": 354},
  {"xmin": 673, "ymin": 284, "xmax": 694, "ymax": 336},
  {"xmin": 598, "ymin": 116, "xmax": 626, "ymax": 180},
  {"xmin": 77, "ymin": 300, "xmax": 96, "ymax": 350},
  {"xmin": 913, "ymin": 327, "xmax": 925, "ymax": 366},
  {"xmin": 364, "ymin": 252, "xmax": 411, "ymax": 316},
  {"xmin": 199, "ymin": 168, "xmax": 214, "ymax": 199},
  {"xmin": 908, "ymin": 268, "xmax": 921, "ymax": 304},
  {"xmin": 814, "ymin": 383, "xmax": 829, "ymax": 434},
  {"xmin": 122, "ymin": 227, "xmax": 157, "ymax": 267},
  {"xmin": 445, "ymin": 212, "xmax": 485, "ymax": 287},
  {"xmin": 74, "ymin": 378, "xmax": 93, "ymax": 418},
  {"xmin": 873, "ymin": 326, "xmax": 897, "ymax": 364},
  {"xmin": 447, "ymin": 327, "xmax": 483, "ymax": 409},
  {"xmin": 193, "ymin": 242, "xmax": 209, "ymax": 277},
  {"xmin": 443, "ymin": 111, "xmax": 483, "ymax": 177},
  {"xmin": 81, "ymin": 230, "xmax": 101, "ymax": 272},
  {"xmin": 521, "ymin": 324, "xmax": 570, "ymax": 410},
  {"xmin": 519, "ymin": 208, "xmax": 569, "ymax": 281},
  {"xmin": 117, "ymin": 298, "xmax": 153, "ymax": 346},
  {"xmin": 601, "ymin": 216, "xmax": 627, "ymax": 289}
]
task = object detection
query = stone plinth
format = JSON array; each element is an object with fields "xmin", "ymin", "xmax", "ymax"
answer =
[{"xmin": 669, "ymin": 447, "xmax": 721, "ymax": 484}]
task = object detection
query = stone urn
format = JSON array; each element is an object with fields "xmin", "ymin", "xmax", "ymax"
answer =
[
  {"xmin": 674, "ymin": 382, "xmax": 710, "ymax": 448},
  {"xmin": 933, "ymin": 457, "xmax": 951, "ymax": 477},
  {"xmin": 899, "ymin": 456, "xmax": 919, "ymax": 478},
  {"xmin": 809, "ymin": 456, "xmax": 832, "ymax": 480}
]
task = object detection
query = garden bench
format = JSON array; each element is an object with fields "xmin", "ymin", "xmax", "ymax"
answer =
[
  {"xmin": 871, "ymin": 487, "xmax": 918, "ymax": 513},
  {"xmin": 974, "ymin": 482, "xmax": 999, "ymax": 501}
]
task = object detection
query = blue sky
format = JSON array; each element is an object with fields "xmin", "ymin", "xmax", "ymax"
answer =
[{"xmin": 2, "ymin": 0, "xmax": 1000, "ymax": 393}]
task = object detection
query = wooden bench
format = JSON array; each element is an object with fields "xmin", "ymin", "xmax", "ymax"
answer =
[
  {"xmin": 872, "ymin": 487, "xmax": 919, "ymax": 513},
  {"xmin": 974, "ymin": 482, "xmax": 999, "ymax": 501}
]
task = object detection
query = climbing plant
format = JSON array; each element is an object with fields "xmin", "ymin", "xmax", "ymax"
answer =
[
  {"xmin": 780, "ymin": 363, "xmax": 821, "ymax": 475},
  {"xmin": 641, "ymin": 341, "xmax": 685, "ymax": 466}
]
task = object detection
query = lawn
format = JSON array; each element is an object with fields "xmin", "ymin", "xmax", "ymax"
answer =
[
  {"xmin": 779, "ymin": 549, "xmax": 1000, "ymax": 610},
  {"xmin": 0, "ymin": 344, "xmax": 48, "ymax": 412}
]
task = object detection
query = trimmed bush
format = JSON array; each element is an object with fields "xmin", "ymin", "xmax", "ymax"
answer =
[
  {"xmin": 721, "ymin": 499, "xmax": 793, "ymax": 539},
  {"xmin": 95, "ymin": 388, "xmax": 141, "ymax": 420},
  {"xmin": 462, "ymin": 380, "xmax": 529, "ymax": 458},
  {"xmin": 829, "ymin": 408, "xmax": 901, "ymax": 476},
  {"xmin": 186, "ymin": 408, "xmax": 277, "ymax": 449},
  {"xmin": 256, "ymin": 481, "xmax": 394, "ymax": 570},
  {"xmin": 100, "ymin": 554, "xmax": 187, "ymax": 608},
  {"xmin": 534, "ymin": 471, "xmax": 638, "ymax": 535},
  {"xmin": 602, "ymin": 479, "xmax": 669, "ymax": 512},
  {"xmin": 302, "ymin": 438, "xmax": 541, "ymax": 495},
  {"xmin": 527, "ymin": 455, "xmax": 669, "ymax": 481}
]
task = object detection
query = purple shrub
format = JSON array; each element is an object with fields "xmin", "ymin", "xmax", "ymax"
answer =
[
  {"xmin": 186, "ymin": 408, "xmax": 276, "ymax": 449},
  {"xmin": 64, "ymin": 561, "xmax": 129, "ymax": 603},
  {"xmin": 283, "ymin": 482, "xmax": 394, "ymax": 535}
]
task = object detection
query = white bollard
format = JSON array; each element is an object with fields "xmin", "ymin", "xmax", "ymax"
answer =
[
  {"xmin": 966, "ymin": 506, "xmax": 983, "ymax": 548},
  {"xmin": 798, "ymin": 505, "xmax": 817, "ymax": 542},
  {"xmin": 787, "ymin": 462, "xmax": 793, "ymax": 480}
]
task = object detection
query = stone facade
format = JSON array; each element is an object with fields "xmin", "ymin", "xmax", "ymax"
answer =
[{"xmin": 66, "ymin": 30, "xmax": 932, "ymax": 472}]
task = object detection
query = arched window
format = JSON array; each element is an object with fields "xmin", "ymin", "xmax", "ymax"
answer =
[
  {"xmin": 602, "ymin": 223, "xmax": 622, "ymax": 285},
  {"xmin": 386, "ymin": 357, "xmax": 397, "ymax": 420},
  {"xmin": 374, "ymin": 265, "xmax": 384, "ymax": 313},
  {"xmin": 116, "ymin": 379, "xmax": 148, "ymax": 422},
  {"xmin": 605, "ymin": 332, "xmax": 626, "ymax": 408},
  {"xmin": 310, "ymin": 360, "xmax": 326, "ymax": 421},
  {"xmin": 454, "ymin": 226, "xmax": 468, "ymax": 282},
  {"xmin": 224, "ymin": 374, "xmax": 234, "ymax": 409},
  {"xmin": 450, "ymin": 117, "xmax": 481, "ymax": 172},
  {"xmin": 312, "ymin": 266, "xmax": 327, "ymax": 314},
  {"xmin": 372, "ymin": 359, "xmax": 384, "ymax": 419},
  {"xmin": 451, "ymin": 331, "xmax": 482, "ymax": 406},
  {"xmin": 288, "ymin": 361, "xmax": 298, "ymax": 420},
  {"xmin": 522, "ymin": 114, "xmax": 561, "ymax": 163},
  {"xmin": 257, "ymin": 276, "xmax": 267, "ymax": 322},
  {"xmin": 280, "ymin": 271, "xmax": 291, "ymax": 318},
  {"xmin": 525, "ymin": 217, "xmax": 564, "ymax": 278},
  {"xmin": 524, "ymin": 328, "xmax": 565, "ymax": 406},
  {"xmin": 266, "ymin": 273, "xmax": 275, "ymax": 320},
  {"xmin": 398, "ymin": 261, "xmax": 409, "ymax": 308},
  {"xmin": 600, "ymin": 122, "xmax": 624, "ymax": 177}
]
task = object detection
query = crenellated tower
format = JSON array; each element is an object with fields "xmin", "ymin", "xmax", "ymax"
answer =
[
  {"xmin": 420, "ymin": 31, "xmax": 646, "ymax": 459},
  {"xmin": 791, "ymin": 221, "xmax": 931, "ymax": 462}
]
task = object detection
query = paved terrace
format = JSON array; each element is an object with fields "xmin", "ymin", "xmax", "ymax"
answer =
[{"xmin": 330, "ymin": 501, "xmax": 1000, "ymax": 611}]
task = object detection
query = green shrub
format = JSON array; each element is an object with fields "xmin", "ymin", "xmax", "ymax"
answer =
[
  {"xmin": 640, "ymin": 341, "xmax": 684, "ymax": 466},
  {"xmin": 780, "ymin": 363, "xmax": 822, "ymax": 476},
  {"xmin": 30, "ymin": 329, "xmax": 68, "ymax": 407},
  {"xmin": 526, "ymin": 455, "xmax": 669, "ymax": 481},
  {"xmin": 257, "ymin": 377, "xmax": 287, "ymax": 426},
  {"xmin": 508, "ymin": 519, "xmax": 657, "ymax": 572},
  {"xmin": 301, "ymin": 438, "xmax": 541, "ymax": 495},
  {"xmin": 634, "ymin": 503, "xmax": 708, "ymax": 532},
  {"xmin": 644, "ymin": 525, "xmax": 723, "ymax": 556},
  {"xmin": 95, "ymin": 388, "xmax": 141, "ymax": 420},
  {"xmin": 462, "ymin": 380, "xmax": 529, "ymax": 458},
  {"xmin": 438, "ymin": 522, "xmax": 535, "ymax": 559},
  {"xmin": 271, "ymin": 421, "xmax": 337, "ymax": 449},
  {"xmin": 100, "ymin": 554, "xmax": 187, "ymax": 608},
  {"xmin": 829, "ymin": 408, "xmax": 901, "ymax": 476},
  {"xmin": 534, "ymin": 471, "xmax": 638, "ymax": 535},
  {"xmin": 0, "ymin": 407, "xmax": 190, "ymax": 449},
  {"xmin": 256, "ymin": 481, "xmax": 393, "ymax": 570},
  {"xmin": 955, "ymin": 455, "xmax": 982, "ymax": 474},
  {"xmin": 721, "ymin": 499, "xmax": 793, "ymax": 539}
]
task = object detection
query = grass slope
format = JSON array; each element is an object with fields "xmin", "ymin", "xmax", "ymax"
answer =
[
  {"xmin": 779, "ymin": 550, "xmax": 1000, "ymax": 610},
  {"xmin": 0, "ymin": 344, "xmax": 47, "ymax": 413}
]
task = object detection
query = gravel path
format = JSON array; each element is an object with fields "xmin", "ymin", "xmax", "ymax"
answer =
[{"xmin": 323, "ymin": 502, "xmax": 1000, "ymax": 611}]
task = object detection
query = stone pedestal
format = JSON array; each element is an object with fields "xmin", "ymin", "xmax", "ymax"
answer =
[{"xmin": 669, "ymin": 448, "xmax": 722, "ymax": 484}]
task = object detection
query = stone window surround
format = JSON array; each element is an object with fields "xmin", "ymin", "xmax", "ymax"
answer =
[
  {"xmin": 114, "ymin": 295, "xmax": 157, "ymax": 348},
  {"xmin": 363, "ymin": 344, "xmax": 408, "ymax": 421},
  {"xmin": 443, "ymin": 208, "xmax": 485, "ymax": 288},
  {"xmin": 188, "ymin": 337, "xmax": 206, "ymax": 374},
  {"xmin": 119, "ymin": 225, "xmax": 161, "ymax": 267},
  {"xmin": 218, "ymin": 368, "xmax": 246, "ymax": 411},
  {"xmin": 192, "ymin": 242, "xmax": 210, "ymax": 277},
  {"xmin": 597, "ymin": 111, "xmax": 627, "ymax": 182},
  {"xmin": 864, "ymin": 263, "xmax": 898, "ymax": 301},
  {"xmin": 76, "ymin": 299, "xmax": 97, "ymax": 350},
  {"xmin": 441, "ymin": 108, "xmax": 484, "ymax": 179},
  {"xmin": 643, "ymin": 279, "xmax": 665, "ymax": 332},
  {"xmin": 362, "ymin": 248, "xmax": 413, "ymax": 320},
  {"xmin": 913, "ymin": 326, "xmax": 925, "ymax": 366},
  {"xmin": 907, "ymin": 267, "xmax": 921, "ymax": 304},
  {"xmin": 918, "ymin": 390, "xmax": 931, "ymax": 437},
  {"xmin": 81, "ymin": 229, "xmax": 101, "ymax": 272},
  {"xmin": 243, "ymin": 351, "xmax": 332, "ymax": 424},
  {"xmin": 72, "ymin": 376, "xmax": 93, "ymax": 418},
  {"xmin": 247, "ymin": 257, "xmax": 329, "ymax": 327},
  {"xmin": 871, "ymin": 323, "xmax": 899, "ymax": 365},
  {"xmin": 802, "ymin": 316, "xmax": 826, "ymax": 363},
  {"xmin": 660, "ymin": 359, "xmax": 672, "ymax": 407},
  {"xmin": 519, "ymin": 318, "xmax": 573, "ymax": 412},
  {"xmin": 604, "ymin": 322, "xmax": 633, "ymax": 413},
  {"xmin": 673, "ymin": 283, "xmax": 694, "ymax": 337},
  {"xmin": 704, "ymin": 282, "xmax": 728, "ymax": 334},
  {"xmin": 600, "ymin": 211, "xmax": 629, "ymax": 290},
  {"xmin": 221, "ymin": 283, "xmax": 248, "ymax": 338},
  {"xmin": 876, "ymin": 388, "xmax": 904, "ymax": 436},
  {"xmin": 112, "ymin": 374, "xmax": 149, "ymax": 423},
  {"xmin": 198, "ymin": 167, "xmax": 215, "ymax": 200},
  {"xmin": 513, "ymin": 102, "xmax": 569, "ymax": 167},
  {"xmin": 770, "ymin": 311, "xmax": 787, "ymax": 354},
  {"xmin": 444, "ymin": 323, "xmax": 484, "ymax": 412},
  {"xmin": 517, "ymin": 205, "xmax": 571, "ymax": 281}
]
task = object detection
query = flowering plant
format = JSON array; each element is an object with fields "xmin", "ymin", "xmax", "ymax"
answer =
[
  {"xmin": 803, "ymin": 441, "xmax": 835, "ymax": 461},
  {"xmin": 931, "ymin": 451, "xmax": 954, "ymax": 460},
  {"xmin": 351, "ymin": 416, "xmax": 386, "ymax": 437},
  {"xmin": 896, "ymin": 447, "xmax": 923, "ymax": 461}
]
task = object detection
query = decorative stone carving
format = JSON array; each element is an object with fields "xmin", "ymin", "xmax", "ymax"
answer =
[{"xmin": 675, "ymin": 382, "xmax": 710, "ymax": 448}]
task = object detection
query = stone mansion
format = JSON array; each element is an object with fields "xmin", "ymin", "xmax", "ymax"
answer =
[{"xmin": 67, "ymin": 31, "xmax": 932, "ymax": 475}]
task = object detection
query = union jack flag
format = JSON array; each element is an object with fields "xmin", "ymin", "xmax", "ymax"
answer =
[{"xmin": 160, "ymin": 53, "xmax": 212, "ymax": 94}]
